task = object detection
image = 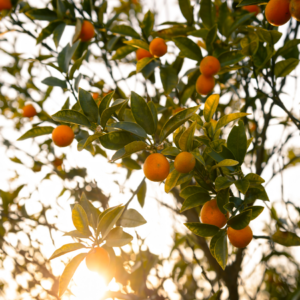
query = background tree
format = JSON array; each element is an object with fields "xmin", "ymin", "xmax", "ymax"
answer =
[{"xmin": 1, "ymin": 0, "xmax": 300, "ymax": 300}]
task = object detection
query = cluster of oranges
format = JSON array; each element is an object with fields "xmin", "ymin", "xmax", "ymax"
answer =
[
  {"xmin": 265, "ymin": 0, "xmax": 300, "ymax": 26},
  {"xmin": 196, "ymin": 56, "xmax": 221, "ymax": 96}
]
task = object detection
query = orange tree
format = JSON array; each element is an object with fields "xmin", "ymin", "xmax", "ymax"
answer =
[{"xmin": 1, "ymin": 0, "xmax": 300, "ymax": 299}]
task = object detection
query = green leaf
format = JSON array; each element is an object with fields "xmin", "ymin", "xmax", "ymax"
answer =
[
  {"xmin": 254, "ymin": 27, "xmax": 282, "ymax": 45},
  {"xmin": 215, "ymin": 176, "xmax": 235, "ymax": 191},
  {"xmin": 210, "ymin": 230, "xmax": 225, "ymax": 258},
  {"xmin": 216, "ymin": 188, "xmax": 229, "ymax": 214},
  {"xmin": 180, "ymin": 85, "xmax": 195, "ymax": 105},
  {"xmin": 275, "ymin": 39, "xmax": 300, "ymax": 58},
  {"xmin": 124, "ymin": 39, "xmax": 149, "ymax": 51},
  {"xmin": 100, "ymin": 131, "xmax": 139, "ymax": 150},
  {"xmin": 52, "ymin": 110, "xmax": 91, "ymax": 128},
  {"xmin": 79, "ymin": 88, "xmax": 98, "ymax": 123},
  {"xmin": 148, "ymin": 101, "xmax": 158, "ymax": 131},
  {"xmin": 188, "ymin": 29, "xmax": 209, "ymax": 38},
  {"xmin": 53, "ymin": 23, "xmax": 66, "ymax": 48},
  {"xmin": 234, "ymin": 179, "xmax": 250, "ymax": 194},
  {"xmin": 97, "ymin": 206, "xmax": 125, "ymax": 239},
  {"xmin": 105, "ymin": 227, "xmax": 133, "ymax": 247},
  {"xmin": 42, "ymin": 76, "xmax": 67, "ymax": 88},
  {"xmin": 57, "ymin": 41, "xmax": 80, "ymax": 73},
  {"xmin": 25, "ymin": 8, "xmax": 57, "ymax": 21},
  {"xmin": 161, "ymin": 146, "xmax": 181, "ymax": 157},
  {"xmin": 159, "ymin": 105, "xmax": 200, "ymax": 142},
  {"xmin": 180, "ymin": 193, "xmax": 211, "ymax": 212},
  {"xmin": 79, "ymin": 193, "xmax": 101, "ymax": 229},
  {"xmin": 214, "ymin": 233, "xmax": 228, "ymax": 270},
  {"xmin": 160, "ymin": 66, "xmax": 178, "ymax": 94},
  {"xmin": 63, "ymin": 230, "xmax": 91, "ymax": 239},
  {"xmin": 200, "ymin": 0, "xmax": 216, "ymax": 29},
  {"xmin": 180, "ymin": 185, "xmax": 209, "ymax": 199},
  {"xmin": 178, "ymin": 0, "xmax": 194, "ymax": 24},
  {"xmin": 141, "ymin": 10, "xmax": 154, "ymax": 38},
  {"xmin": 131, "ymin": 91, "xmax": 156, "ymax": 135},
  {"xmin": 165, "ymin": 169, "xmax": 181, "ymax": 193},
  {"xmin": 136, "ymin": 57, "xmax": 154, "ymax": 73},
  {"xmin": 110, "ymin": 141, "xmax": 147, "ymax": 162},
  {"xmin": 192, "ymin": 151, "xmax": 206, "ymax": 166},
  {"xmin": 184, "ymin": 222, "xmax": 219, "ymax": 237},
  {"xmin": 274, "ymin": 58, "xmax": 299, "ymax": 77},
  {"xmin": 17, "ymin": 126, "xmax": 54, "ymax": 141},
  {"xmin": 272, "ymin": 230, "xmax": 300, "ymax": 247},
  {"xmin": 58, "ymin": 253, "xmax": 87, "ymax": 297},
  {"xmin": 69, "ymin": 50, "xmax": 88, "ymax": 79},
  {"xmin": 244, "ymin": 206, "xmax": 264, "ymax": 220},
  {"xmin": 244, "ymin": 186, "xmax": 269, "ymax": 203},
  {"xmin": 36, "ymin": 20, "xmax": 62, "ymax": 45},
  {"xmin": 237, "ymin": 0, "xmax": 269, "ymax": 7},
  {"xmin": 215, "ymin": 112, "xmax": 250, "ymax": 131},
  {"xmin": 119, "ymin": 209, "xmax": 147, "ymax": 227},
  {"xmin": 173, "ymin": 37, "xmax": 202, "ymax": 61},
  {"xmin": 244, "ymin": 173, "xmax": 265, "ymax": 186},
  {"xmin": 227, "ymin": 210, "xmax": 252, "ymax": 230},
  {"xmin": 112, "ymin": 45, "xmax": 136, "ymax": 60},
  {"xmin": 228, "ymin": 13, "xmax": 254, "ymax": 36},
  {"xmin": 108, "ymin": 122, "xmax": 147, "ymax": 138},
  {"xmin": 99, "ymin": 91, "xmax": 115, "ymax": 117},
  {"xmin": 137, "ymin": 181, "xmax": 147, "ymax": 207},
  {"xmin": 50, "ymin": 243, "xmax": 86, "ymax": 260},
  {"xmin": 209, "ymin": 290, "xmax": 222, "ymax": 300},
  {"xmin": 178, "ymin": 121, "xmax": 197, "ymax": 151},
  {"xmin": 204, "ymin": 94, "xmax": 219, "ymax": 122},
  {"xmin": 211, "ymin": 159, "xmax": 239, "ymax": 170},
  {"xmin": 72, "ymin": 204, "xmax": 91, "ymax": 236},
  {"xmin": 110, "ymin": 25, "xmax": 140, "ymax": 38},
  {"xmin": 77, "ymin": 133, "xmax": 103, "ymax": 151},
  {"xmin": 218, "ymin": 50, "xmax": 245, "ymax": 67},
  {"xmin": 227, "ymin": 120, "xmax": 247, "ymax": 165},
  {"xmin": 101, "ymin": 100, "xmax": 126, "ymax": 128},
  {"xmin": 206, "ymin": 24, "xmax": 218, "ymax": 46}
]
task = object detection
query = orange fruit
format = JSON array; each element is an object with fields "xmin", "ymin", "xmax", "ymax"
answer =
[
  {"xmin": 0, "ymin": 0, "xmax": 12, "ymax": 10},
  {"xmin": 249, "ymin": 121, "xmax": 256, "ymax": 132},
  {"xmin": 85, "ymin": 247, "xmax": 110, "ymax": 273},
  {"xmin": 52, "ymin": 157, "xmax": 63, "ymax": 169},
  {"xmin": 242, "ymin": 5, "xmax": 261, "ymax": 15},
  {"xmin": 196, "ymin": 74, "xmax": 215, "ymax": 95},
  {"xmin": 227, "ymin": 225, "xmax": 253, "ymax": 248},
  {"xmin": 52, "ymin": 125, "xmax": 74, "ymax": 147},
  {"xmin": 200, "ymin": 199, "xmax": 228, "ymax": 228},
  {"xmin": 143, "ymin": 153, "xmax": 170, "ymax": 182},
  {"xmin": 290, "ymin": 0, "xmax": 300, "ymax": 21},
  {"xmin": 79, "ymin": 20, "xmax": 95, "ymax": 42},
  {"xmin": 200, "ymin": 56, "xmax": 221, "ymax": 77},
  {"xmin": 22, "ymin": 104, "xmax": 37, "ymax": 118},
  {"xmin": 174, "ymin": 152, "xmax": 196, "ymax": 173},
  {"xmin": 92, "ymin": 92, "xmax": 99, "ymax": 100},
  {"xmin": 136, "ymin": 48, "xmax": 153, "ymax": 61},
  {"xmin": 149, "ymin": 38, "xmax": 168, "ymax": 58},
  {"xmin": 265, "ymin": 0, "xmax": 291, "ymax": 26}
]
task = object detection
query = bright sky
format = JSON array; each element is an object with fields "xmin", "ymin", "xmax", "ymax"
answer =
[{"xmin": 1, "ymin": 1, "xmax": 300, "ymax": 300}]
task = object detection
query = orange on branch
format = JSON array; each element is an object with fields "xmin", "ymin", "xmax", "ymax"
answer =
[
  {"xmin": 0, "ymin": 0, "xmax": 12, "ymax": 11},
  {"xmin": 227, "ymin": 226, "xmax": 253, "ymax": 248},
  {"xmin": 85, "ymin": 247, "xmax": 110, "ymax": 273},
  {"xmin": 200, "ymin": 199, "xmax": 228, "ymax": 228},
  {"xmin": 79, "ymin": 20, "xmax": 95, "ymax": 42},
  {"xmin": 265, "ymin": 0, "xmax": 291, "ymax": 26},
  {"xmin": 22, "ymin": 104, "xmax": 37, "ymax": 118},
  {"xmin": 290, "ymin": 0, "xmax": 300, "ymax": 21},
  {"xmin": 92, "ymin": 92, "xmax": 99, "ymax": 100},
  {"xmin": 174, "ymin": 152, "xmax": 196, "ymax": 174},
  {"xmin": 52, "ymin": 125, "xmax": 74, "ymax": 148},
  {"xmin": 149, "ymin": 38, "xmax": 168, "ymax": 58},
  {"xmin": 242, "ymin": 5, "xmax": 261, "ymax": 15},
  {"xmin": 136, "ymin": 48, "xmax": 153, "ymax": 61},
  {"xmin": 196, "ymin": 74, "xmax": 215, "ymax": 95},
  {"xmin": 143, "ymin": 153, "xmax": 170, "ymax": 182},
  {"xmin": 200, "ymin": 56, "xmax": 221, "ymax": 77}
]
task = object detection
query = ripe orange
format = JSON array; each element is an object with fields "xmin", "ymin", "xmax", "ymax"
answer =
[
  {"xmin": 22, "ymin": 104, "xmax": 37, "ymax": 118},
  {"xmin": 85, "ymin": 247, "xmax": 110, "ymax": 273},
  {"xmin": 242, "ymin": 5, "xmax": 261, "ymax": 15},
  {"xmin": 0, "ymin": 0, "xmax": 12, "ymax": 11},
  {"xmin": 149, "ymin": 38, "xmax": 168, "ymax": 58},
  {"xmin": 52, "ymin": 157, "xmax": 63, "ymax": 169},
  {"xmin": 52, "ymin": 125, "xmax": 74, "ymax": 147},
  {"xmin": 290, "ymin": 0, "xmax": 300, "ymax": 21},
  {"xmin": 79, "ymin": 20, "xmax": 95, "ymax": 42},
  {"xmin": 92, "ymin": 92, "xmax": 99, "ymax": 100},
  {"xmin": 174, "ymin": 152, "xmax": 196, "ymax": 173},
  {"xmin": 196, "ymin": 74, "xmax": 215, "ymax": 95},
  {"xmin": 249, "ymin": 121, "xmax": 256, "ymax": 132},
  {"xmin": 143, "ymin": 153, "xmax": 170, "ymax": 182},
  {"xmin": 200, "ymin": 56, "xmax": 221, "ymax": 77},
  {"xmin": 265, "ymin": 0, "xmax": 291, "ymax": 26},
  {"xmin": 200, "ymin": 199, "xmax": 228, "ymax": 228},
  {"xmin": 136, "ymin": 48, "xmax": 153, "ymax": 61},
  {"xmin": 227, "ymin": 225, "xmax": 253, "ymax": 248}
]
